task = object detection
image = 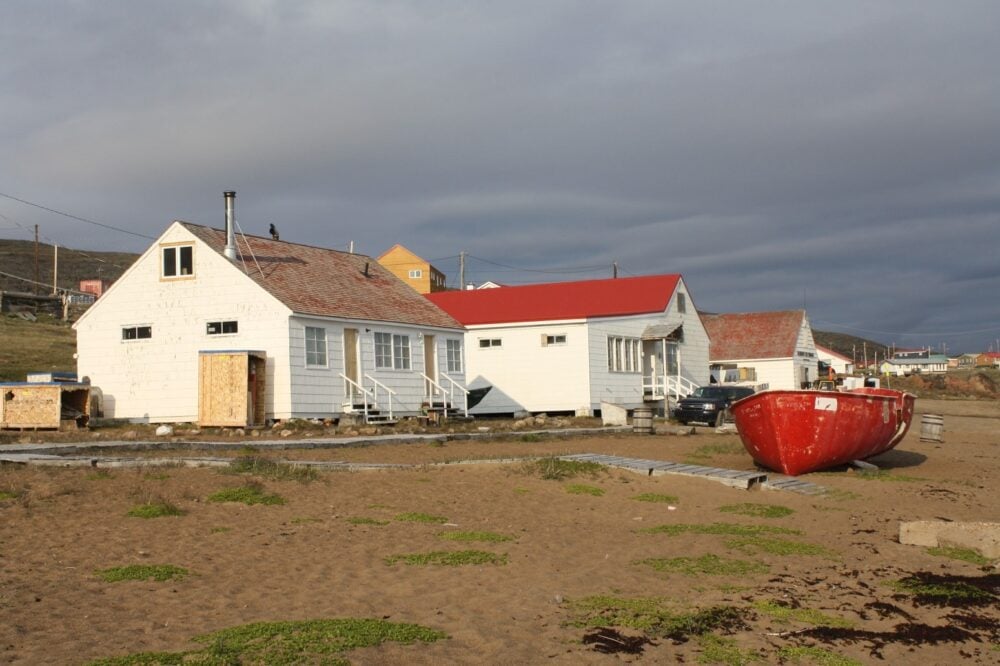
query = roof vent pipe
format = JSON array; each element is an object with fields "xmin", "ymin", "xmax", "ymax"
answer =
[{"xmin": 223, "ymin": 191, "xmax": 237, "ymax": 261}]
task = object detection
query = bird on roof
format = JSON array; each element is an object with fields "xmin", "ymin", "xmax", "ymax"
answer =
[{"xmin": 269, "ymin": 223, "xmax": 280, "ymax": 241}]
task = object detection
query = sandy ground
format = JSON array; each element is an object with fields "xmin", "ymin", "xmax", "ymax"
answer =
[{"xmin": 0, "ymin": 399, "xmax": 997, "ymax": 665}]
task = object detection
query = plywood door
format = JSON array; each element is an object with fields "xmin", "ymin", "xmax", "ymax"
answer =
[{"xmin": 343, "ymin": 328, "xmax": 361, "ymax": 403}]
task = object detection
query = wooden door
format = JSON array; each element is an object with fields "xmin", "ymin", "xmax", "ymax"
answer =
[{"xmin": 343, "ymin": 328, "xmax": 361, "ymax": 403}]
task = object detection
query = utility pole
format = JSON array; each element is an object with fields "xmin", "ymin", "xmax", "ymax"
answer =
[
  {"xmin": 459, "ymin": 251, "xmax": 466, "ymax": 289},
  {"xmin": 612, "ymin": 261, "xmax": 618, "ymax": 279},
  {"xmin": 52, "ymin": 244, "xmax": 58, "ymax": 295},
  {"xmin": 33, "ymin": 224, "xmax": 40, "ymax": 295}
]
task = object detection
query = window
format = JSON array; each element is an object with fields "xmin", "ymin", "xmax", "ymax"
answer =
[
  {"xmin": 607, "ymin": 335, "xmax": 640, "ymax": 373},
  {"xmin": 122, "ymin": 325, "xmax": 152, "ymax": 341},
  {"xmin": 446, "ymin": 339, "xmax": 463, "ymax": 373},
  {"xmin": 206, "ymin": 321, "xmax": 238, "ymax": 335},
  {"xmin": 677, "ymin": 292, "xmax": 686, "ymax": 313},
  {"xmin": 375, "ymin": 332, "xmax": 411, "ymax": 370},
  {"xmin": 408, "ymin": 269, "xmax": 423, "ymax": 279},
  {"xmin": 542, "ymin": 334, "xmax": 567, "ymax": 346},
  {"xmin": 162, "ymin": 245, "xmax": 194, "ymax": 277},
  {"xmin": 305, "ymin": 326, "xmax": 327, "ymax": 367},
  {"xmin": 478, "ymin": 338, "xmax": 502, "ymax": 348}
]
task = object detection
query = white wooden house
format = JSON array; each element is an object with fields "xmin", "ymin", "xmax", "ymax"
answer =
[
  {"xmin": 426, "ymin": 274, "xmax": 710, "ymax": 415},
  {"xmin": 701, "ymin": 310, "xmax": 818, "ymax": 390},
  {"xmin": 74, "ymin": 200, "xmax": 466, "ymax": 425},
  {"xmin": 816, "ymin": 344, "xmax": 854, "ymax": 375}
]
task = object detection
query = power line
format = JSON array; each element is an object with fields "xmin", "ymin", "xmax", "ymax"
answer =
[
  {"xmin": 0, "ymin": 191, "xmax": 155, "ymax": 240},
  {"xmin": 466, "ymin": 254, "xmax": 609, "ymax": 275},
  {"xmin": 812, "ymin": 318, "xmax": 999, "ymax": 338},
  {"xmin": 0, "ymin": 268, "xmax": 88, "ymax": 295}
]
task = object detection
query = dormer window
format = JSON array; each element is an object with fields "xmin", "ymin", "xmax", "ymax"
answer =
[
  {"xmin": 162, "ymin": 244, "xmax": 194, "ymax": 278},
  {"xmin": 677, "ymin": 292, "xmax": 687, "ymax": 313}
]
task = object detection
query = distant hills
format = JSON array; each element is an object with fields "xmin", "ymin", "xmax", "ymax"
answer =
[
  {"xmin": 0, "ymin": 238, "xmax": 138, "ymax": 295},
  {"xmin": 812, "ymin": 330, "xmax": 890, "ymax": 364}
]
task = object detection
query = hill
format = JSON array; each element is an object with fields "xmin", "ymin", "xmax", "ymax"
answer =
[
  {"xmin": 0, "ymin": 313, "xmax": 77, "ymax": 381},
  {"xmin": 0, "ymin": 238, "xmax": 138, "ymax": 295},
  {"xmin": 812, "ymin": 329, "xmax": 890, "ymax": 363}
]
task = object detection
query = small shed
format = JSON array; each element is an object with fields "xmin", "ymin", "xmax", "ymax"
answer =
[
  {"xmin": 1, "ymin": 382, "xmax": 91, "ymax": 430},
  {"xmin": 198, "ymin": 350, "xmax": 267, "ymax": 427}
]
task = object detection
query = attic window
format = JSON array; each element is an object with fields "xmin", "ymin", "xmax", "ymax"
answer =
[
  {"xmin": 479, "ymin": 338, "xmax": 502, "ymax": 349},
  {"xmin": 122, "ymin": 325, "xmax": 152, "ymax": 341},
  {"xmin": 408, "ymin": 269, "xmax": 423, "ymax": 278},
  {"xmin": 677, "ymin": 293, "xmax": 686, "ymax": 313},
  {"xmin": 162, "ymin": 245, "xmax": 194, "ymax": 278},
  {"xmin": 542, "ymin": 334, "xmax": 567, "ymax": 346},
  {"xmin": 207, "ymin": 321, "xmax": 238, "ymax": 335}
]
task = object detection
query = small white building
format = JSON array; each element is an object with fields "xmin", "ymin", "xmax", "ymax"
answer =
[
  {"xmin": 816, "ymin": 344, "xmax": 854, "ymax": 376},
  {"xmin": 880, "ymin": 354, "xmax": 949, "ymax": 376},
  {"xmin": 702, "ymin": 310, "xmax": 818, "ymax": 390},
  {"xmin": 427, "ymin": 274, "xmax": 710, "ymax": 415},
  {"xmin": 74, "ymin": 198, "xmax": 465, "ymax": 424}
]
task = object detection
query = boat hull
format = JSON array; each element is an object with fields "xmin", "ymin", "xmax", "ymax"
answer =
[{"xmin": 730, "ymin": 389, "xmax": 916, "ymax": 476}]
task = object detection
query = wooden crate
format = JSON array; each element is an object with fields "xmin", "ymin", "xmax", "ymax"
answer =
[
  {"xmin": 198, "ymin": 351, "xmax": 267, "ymax": 427},
  {"xmin": 1, "ymin": 383, "xmax": 91, "ymax": 430}
]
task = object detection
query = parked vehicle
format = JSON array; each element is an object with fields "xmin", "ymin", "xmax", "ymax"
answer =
[{"xmin": 673, "ymin": 385, "xmax": 756, "ymax": 427}]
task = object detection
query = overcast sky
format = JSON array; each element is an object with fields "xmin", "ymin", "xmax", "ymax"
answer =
[{"xmin": 2, "ymin": 1, "xmax": 998, "ymax": 354}]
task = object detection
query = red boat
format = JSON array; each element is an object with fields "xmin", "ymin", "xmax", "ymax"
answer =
[{"xmin": 730, "ymin": 387, "xmax": 916, "ymax": 476}]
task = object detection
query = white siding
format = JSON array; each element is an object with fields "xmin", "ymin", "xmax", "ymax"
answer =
[
  {"xmin": 75, "ymin": 223, "xmax": 292, "ymax": 423},
  {"xmin": 465, "ymin": 321, "xmax": 591, "ymax": 413}
]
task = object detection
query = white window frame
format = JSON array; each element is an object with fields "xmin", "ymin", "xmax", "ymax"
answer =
[
  {"xmin": 446, "ymin": 339, "xmax": 463, "ymax": 373},
  {"xmin": 408, "ymin": 268, "xmax": 423, "ymax": 279},
  {"xmin": 677, "ymin": 292, "xmax": 686, "ymax": 313},
  {"xmin": 206, "ymin": 320, "xmax": 238, "ymax": 336},
  {"xmin": 607, "ymin": 335, "xmax": 640, "ymax": 373},
  {"xmin": 375, "ymin": 332, "xmax": 411, "ymax": 370},
  {"xmin": 161, "ymin": 244, "xmax": 194, "ymax": 278},
  {"xmin": 305, "ymin": 326, "xmax": 328, "ymax": 367},
  {"xmin": 121, "ymin": 325, "xmax": 152, "ymax": 341}
]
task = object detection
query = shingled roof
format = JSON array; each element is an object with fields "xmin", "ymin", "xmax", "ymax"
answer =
[
  {"xmin": 181, "ymin": 223, "xmax": 461, "ymax": 330},
  {"xmin": 426, "ymin": 274, "xmax": 681, "ymax": 325},
  {"xmin": 702, "ymin": 310, "xmax": 807, "ymax": 361}
]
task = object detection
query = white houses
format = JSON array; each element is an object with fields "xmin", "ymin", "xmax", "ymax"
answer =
[
  {"xmin": 74, "ymin": 209, "xmax": 465, "ymax": 424},
  {"xmin": 426, "ymin": 274, "xmax": 710, "ymax": 415},
  {"xmin": 701, "ymin": 310, "xmax": 819, "ymax": 390},
  {"xmin": 816, "ymin": 344, "xmax": 854, "ymax": 376}
]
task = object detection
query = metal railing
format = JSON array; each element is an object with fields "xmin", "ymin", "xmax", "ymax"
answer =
[
  {"xmin": 421, "ymin": 373, "xmax": 470, "ymax": 418},
  {"xmin": 363, "ymin": 374, "xmax": 397, "ymax": 420}
]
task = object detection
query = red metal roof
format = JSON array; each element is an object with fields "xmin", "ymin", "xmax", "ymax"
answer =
[
  {"xmin": 702, "ymin": 310, "xmax": 807, "ymax": 361},
  {"xmin": 182, "ymin": 224, "xmax": 461, "ymax": 330},
  {"xmin": 425, "ymin": 274, "xmax": 681, "ymax": 325}
]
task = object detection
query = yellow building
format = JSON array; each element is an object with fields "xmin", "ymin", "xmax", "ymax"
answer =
[{"xmin": 377, "ymin": 244, "xmax": 448, "ymax": 294}]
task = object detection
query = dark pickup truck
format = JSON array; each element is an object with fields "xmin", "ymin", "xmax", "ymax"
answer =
[{"xmin": 673, "ymin": 385, "xmax": 756, "ymax": 427}]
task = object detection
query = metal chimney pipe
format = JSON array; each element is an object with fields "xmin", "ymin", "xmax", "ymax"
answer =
[{"xmin": 223, "ymin": 191, "xmax": 237, "ymax": 260}]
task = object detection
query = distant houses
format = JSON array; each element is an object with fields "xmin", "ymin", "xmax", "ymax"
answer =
[{"xmin": 377, "ymin": 244, "xmax": 447, "ymax": 294}]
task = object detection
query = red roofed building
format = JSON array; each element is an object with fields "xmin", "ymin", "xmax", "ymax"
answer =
[
  {"xmin": 75, "ymin": 200, "xmax": 465, "ymax": 425},
  {"xmin": 701, "ymin": 310, "xmax": 818, "ymax": 390},
  {"xmin": 427, "ymin": 275, "xmax": 710, "ymax": 415}
]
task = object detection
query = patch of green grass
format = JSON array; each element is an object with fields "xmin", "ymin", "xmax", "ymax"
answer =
[
  {"xmin": 927, "ymin": 546, "xmax": 992, "ymax": 566},
  {"xmin": 143, "ymin": 472, "xmax": 171, "ymax": 481},
  {"xmin": 514, "ymin": 487, "xmax": 530, "ymax": 495},
  {"xmin": 637, "ymin": 554, "xmax": 768, "ymax": 576},
  {"xmin": 520, "ymin": 457, "xmax": 606, "ymax": 481},
  {"xmin": 687, "ymin": 443, "xmax": 745, "ymax": 460},
  {"xmin": 565, "ymin": 483, "xmax": 604, "ymax": 496},
  {"xmin": 290, "ymin": 517, "xmax": 322, "ymax": 525},
  {"xmin": 778, "ymin": 646, "xmax": 862, "ymax": 666},
  {"xmin": 86, "ymin": 617, "xmax": 447, "ymax": 666},
  {"xmin": 0, "ymin": 490, "xmax": 19, "ymax": 501},
  {"xmin": 519, "ymin": 433, "xmax": 546, "ymax": 443},
  {"xmin": 86, "ymin": 470, "xmax": 115, "ymax": 480},
  {"xmin": 633, "ymin": 493, "xmax": 679, "ymax": 504},
  {"xmin": 346, "ymin": 516, "xmax": 390, "ymax": 526},
  {"xmin": 719, "ymin": 503, "xmax": 793, "ymax": 519},
  {"xmin": 641, "ymin": 522, "xmax": 800, "ymax": 537},
  {"xmin": 225, "ymin": 456, "xmax": 318, "ymax": 482},
  {"xmin": 890, "ymin": 575, "xmax": 995, "ymax": 602},
  {"xmin": 127, "ymin": 501, "xmax": 184, "ymax": 519},
  {"xmin": 95, "ymin": 564, "xmax": 189, "ymax": 583},
  {"xmin": 438, "ymin": 531, "xmax": 513, "ymax": 543},
  {"xmin": 384, "ymin": 550, "xmax": 508, "ymax": 566},
  {"xmin": 697, "ymin": 633, "xmax": 763, "ymax": 665},
  {"xmin": 753, "ymin": 600, "xmax": 852, "ymax": 628},
  {"xmin": 567, "ymin": 596, "xmax": 748, "ymax": 640},
  {"xmin": 207, "ymin": 484, "xmax": 285, "ymax": 506},
  {"xmin": 725, "ymin": 536, "xmax": 836, "ymax": 559},
  {"xmin": 854, "ymin": 470, "xmax": 925, "ymax": 483},
  {"xmin": 394, "ymin": 512, "xmax": 448, "ymax": 524},
  {"xmin": 210, "ymin": 527, "xmax": 231, "ymax": 534}
]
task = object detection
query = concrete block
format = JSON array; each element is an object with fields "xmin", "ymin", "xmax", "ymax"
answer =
[
  {"xmin": 600, "ymin": 402, "xmax": 628, "ymax": 427},
  {"xmin": 899, "ymin": 521, "xmax": 1000, "ymax": 558}
]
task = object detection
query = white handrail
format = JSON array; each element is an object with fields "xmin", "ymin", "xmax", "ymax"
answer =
[
  {"xmin": 441, "ymin": 374, "xmax": 470, "ymax": 417},
  {"xmin": 339, "ymin": 373, "xmax": 371, "ymax": 420},
  {"xmin": 421, "ymin": 374, "xmax": 470, "ymax": 417},
  {"xmin": 363, "ymin": 374, "xmax": 396, "ymax": 420},
  {"xmin": 421, "ymin": 373, "xmax": 448, "ymax": 405}
]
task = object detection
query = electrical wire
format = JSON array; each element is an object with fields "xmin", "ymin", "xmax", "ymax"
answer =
[
  {"xmin": 0, "ymin": 191, "xmax": 155, "ymax": 240},
  {"xmin": 812, "ymin": 319, "xmax": 1000, "ymax": 338}
]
